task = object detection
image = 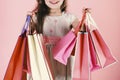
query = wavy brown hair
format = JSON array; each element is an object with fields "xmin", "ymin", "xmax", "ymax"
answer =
[{"xmin": 33, "ymin": 0, "xmax": 67, "ymax": 33}]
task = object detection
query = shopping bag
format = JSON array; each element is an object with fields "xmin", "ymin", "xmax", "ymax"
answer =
[
  {"xmin": 52, "ymin": 12, "xmax": 86, "ymax": 65},
  {"xmin": 4, "ymin": 15, "xmax": 31, "ymax": 80},
  {"xmin": 72, "ymin": 8, "xmax": 117, "ymax": 80},
  {"xmin": 86, "ymin": 12, "xmax": 116, "ymax": 68},
  {"xmin": 91, "ymin": 30, "xmax": 116, "ymax": 67},
  {"xmin": 86, "ymin": 26, "xmax": 101, "ymax": 71},
  {"xmin": 28, "ymin": 33, "xmax": 54, "ymax": 80},
  {"xmin": 37, "ymin": 34, "xmax": 54, "ymax": 80},
  {"xmin": 72, "ymin": 31, "xmax": 90, "ymax": 80},
  {"xmin": 52, "ymin": 30, "xmax": 76, "ymax": 65}
]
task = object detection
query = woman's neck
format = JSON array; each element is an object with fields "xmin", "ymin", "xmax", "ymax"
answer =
[{"xmin": 49, "ymin": 8, "xmax": 62, "ymax": 16}]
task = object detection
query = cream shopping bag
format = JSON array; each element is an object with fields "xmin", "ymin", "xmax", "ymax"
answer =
[{"xmin": 27, "ymin": 34, "xmax": 54, "ymax": 80}]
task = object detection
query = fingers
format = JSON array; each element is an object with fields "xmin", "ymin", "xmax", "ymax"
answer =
[
  {"xmin": 82, "ymin": 8, "xmax": 91, "ymax": 13},
  {"xmin": 27, "ymin": 11, "xmax": 35, "ymax": 16}
]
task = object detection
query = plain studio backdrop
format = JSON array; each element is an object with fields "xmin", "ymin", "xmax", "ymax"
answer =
[{"xmin": 0, "ymin": 0, "xmax": 120, "ymax": 80}]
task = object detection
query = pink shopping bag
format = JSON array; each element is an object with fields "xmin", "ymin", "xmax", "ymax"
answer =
[
  {"xmin": 52, "ymin": 12, "xmax": 86, "ymax": 65},
  {"xmin": 53, "ymin": 30, "xmax": 76, "ymax": 65},
  {"xmin": 87, "ymin": 26, "xmax": 102, "ymax": 71},
  {"xmin": 72, "ymin": 31, "xmax": 90, "ymax": 80}
]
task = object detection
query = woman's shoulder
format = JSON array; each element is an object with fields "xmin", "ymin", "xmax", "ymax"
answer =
[
  {"xmin": 63, "ymin": 12, "xmax": 80, "ymax": 28},
  {"xmin": 63, "ymin": 12, "xmax": 79, "ymax": 24}
]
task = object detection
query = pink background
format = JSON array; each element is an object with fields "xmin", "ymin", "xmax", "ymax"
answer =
[{"xmin": 0, "ymin": 0, "xmax": 120, "ymax": 80}]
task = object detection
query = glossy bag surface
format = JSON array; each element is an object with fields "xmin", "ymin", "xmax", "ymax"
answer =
[
  {"xmin": 86, "ymin": 12, "xmax": 116, "ymax": 68},
  {"xmin": 53, "ymin": 30, "xmax": 76, "ymax": 65},
  {"xmin": 72, "ymin": 32, "xmax": 90, "ymax": 80},
  {"xmin": 4, "ymin": 15, "xmax": 31, "ymax": 80},
  {"xmin": 28, "ymin": 34, "xmax": 54, "ymax": 80}
]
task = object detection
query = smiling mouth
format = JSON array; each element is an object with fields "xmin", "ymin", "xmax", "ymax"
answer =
[{"xmin": 49, "ymin": 1, "xmax": 59, "ymax": 4}]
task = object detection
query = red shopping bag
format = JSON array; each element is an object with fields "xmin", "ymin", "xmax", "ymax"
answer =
[
  {"xmin": 91, "ymin": 30, "xmax": 116, "ymax": 67},
  {"xmin": 85, "ymin": 12, "xmax": 116, "ymax": 68},
  {"xmin": 4, "ymin": 15, "xmax": 31, "ymax": 80}
]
